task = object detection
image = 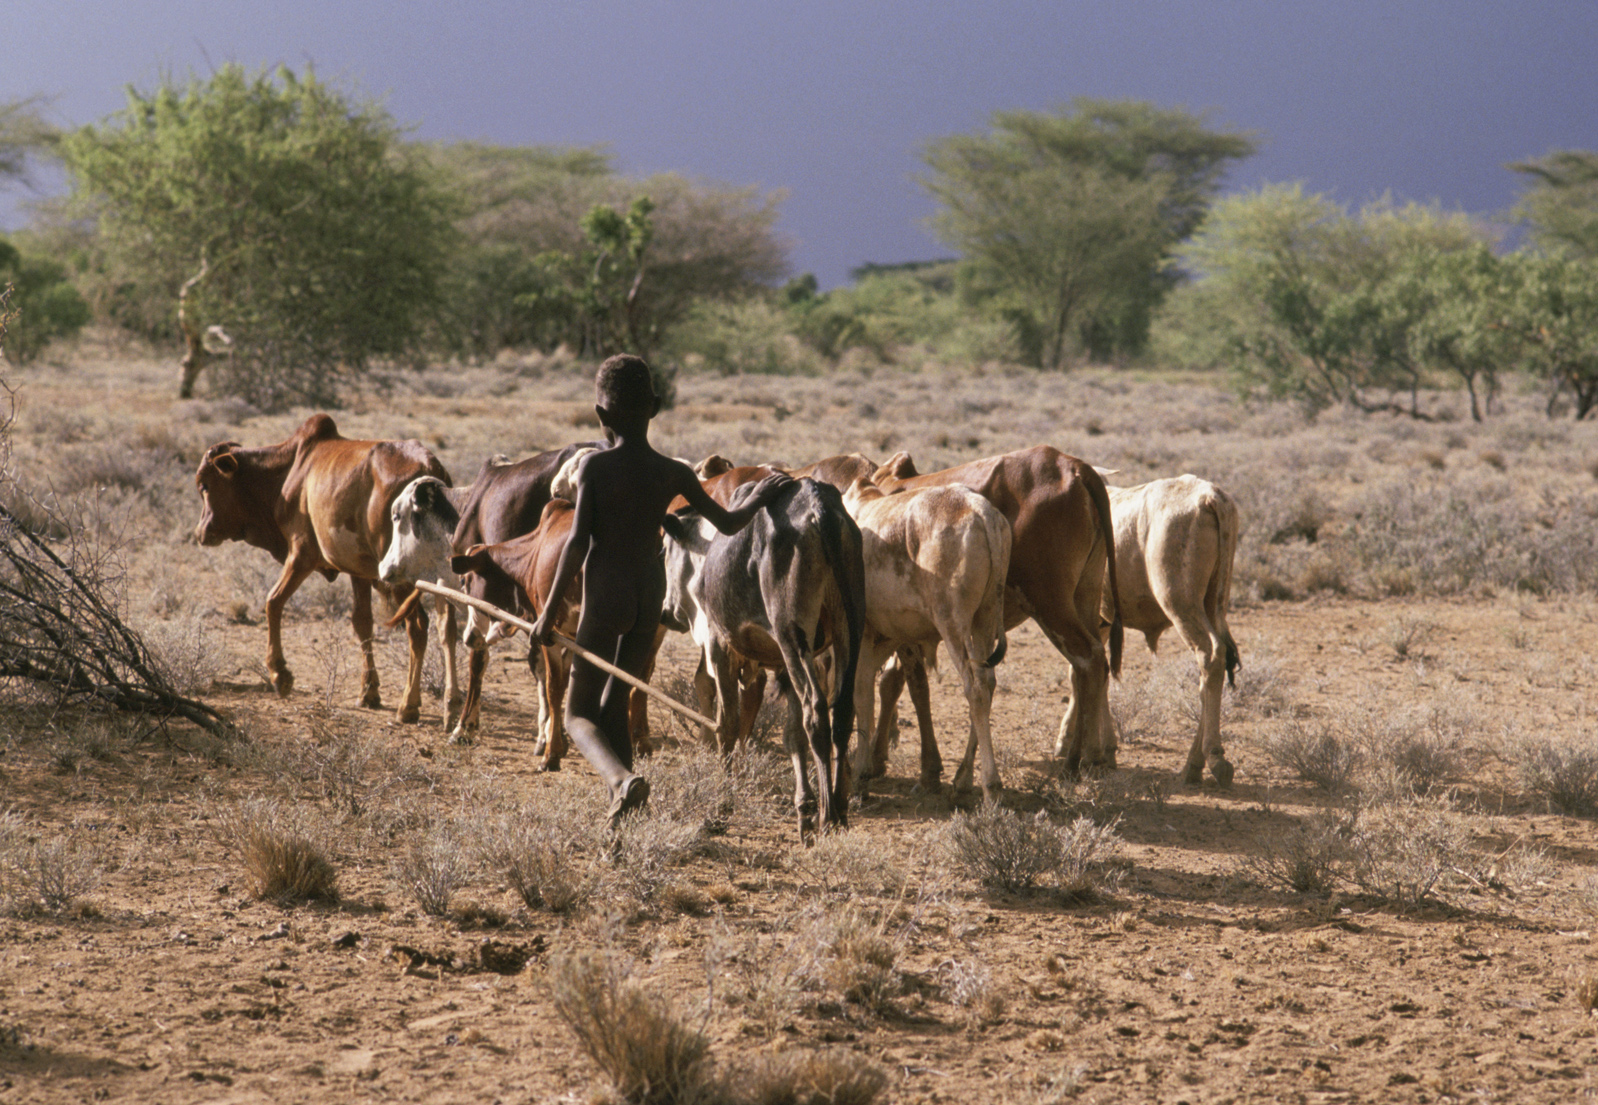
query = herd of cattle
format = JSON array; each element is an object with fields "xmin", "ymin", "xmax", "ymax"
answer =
[{"xmin": 192, "ymin": 413, "xmax": 1240, "ymax": 833}]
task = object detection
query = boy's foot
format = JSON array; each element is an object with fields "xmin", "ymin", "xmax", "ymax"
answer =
[{"xmin": 607, "ymin": 774, "xmax": 650, "ymax": 823}]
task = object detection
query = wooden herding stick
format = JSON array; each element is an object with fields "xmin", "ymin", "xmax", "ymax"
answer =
[{"xmin": 413, "ymin": 579, "xmax": 717, "ymax": 731}]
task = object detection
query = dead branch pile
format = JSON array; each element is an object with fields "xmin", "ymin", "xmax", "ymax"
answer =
[{"xmin": 0, "ymin": 285, "xmax": 228, "ymax": 736}]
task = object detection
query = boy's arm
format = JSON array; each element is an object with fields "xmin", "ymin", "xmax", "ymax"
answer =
[
  {"xmin": 679, "ymin": 468, "xmax": 791, "ymax": 535},
  {"xmin": 529, "ymin": 476, "xmax": 593, "ymax": 645}
]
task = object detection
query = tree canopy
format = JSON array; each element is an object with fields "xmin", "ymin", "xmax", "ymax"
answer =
[
  {"xmin": 60, "ymin": 65, "xmax": 456, "ymax": 408},
  {"xmin": 921, "ymin": 99, "xmax": 1254, "ymax": 368},
  {"xmin": 1511, "ymin": 149, "xmax": 1598, "ymax": 261}
]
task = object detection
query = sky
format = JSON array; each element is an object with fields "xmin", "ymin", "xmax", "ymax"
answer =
[{"xmin": 4, "ymin": 0, "xmax": 1597, "ymax": 288}]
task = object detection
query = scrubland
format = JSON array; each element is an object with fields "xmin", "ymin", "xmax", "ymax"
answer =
[{"xmin": 3, "ymin": 336, "xmax": 1598, "ymax": 1103}]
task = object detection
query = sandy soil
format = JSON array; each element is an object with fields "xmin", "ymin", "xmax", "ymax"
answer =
[{"xmin": 2, "ymin": 351, "xmax": 1597, "ymax": 1104}]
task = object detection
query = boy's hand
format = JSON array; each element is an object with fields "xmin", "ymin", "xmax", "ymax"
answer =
[
  {"xmin": 741, "ymin": 471, "xmax": 792, "ymax": 509},
  {"xmin": 529, "ymin": 610, "xmax": 556, "ymax": 646}
]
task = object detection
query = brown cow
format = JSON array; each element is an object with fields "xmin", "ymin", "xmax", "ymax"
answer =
[
  {"xmin": 193, "ymin": 413, "xmax": 452, "ymax": 722},
  {"xmin": 872, "ymin": 447, "xmax": 1123, "ymax": 777}
]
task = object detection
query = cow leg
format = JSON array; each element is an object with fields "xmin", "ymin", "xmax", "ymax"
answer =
[
  {"xmin": 435, "ymin": 595, "xmax": 462, "ymax": 728},
  {"xmin": 782, "ymin": 639, "xmax": 839, "ymax": 832},
  {"xmin": 627, "ymin": 624, "xmax": 667, "ymax": 759},
  {"xmin": 777, "ymin": 676, "xmax": 817, "ymax": 842},
  {"xmin": 850, "ymin": 637, "xmax": 886, "ymax": 795},
  {"xmin": 692, "ymin": 653, "xmax": 720, "ymax": 748},
  {"xmin": 392, "ymin": 595, "xmax": 427, "ymax": 724},
  {"xmin": 263, "ymin": 557, "xmax": 317, "ymax": 698},
  {"xmin": 945, "ymin": 636, "xmax": 1000, "ymax": 803},
  {"xmin": 539, "ymin": 644, "xmax": 568, "ymax": 771},
  {"xmin": 707, "ymin": 642, "xmax": 743, "ymax": 757},
  {"xmin": 1040, "ymin": 621, "xmax": 1110, "ymax": 778},
  {"xmin": 531, "ymin": 645, "xmax": 550, "ymax": 757},
  {"xmin": 349, "ymin": 577, "xmax": 385, "ymax": 710},
  {"xmin": 450, "ymin": 645, "xmax": 486, "ymax": 743},
  {"xmin": 874, "ymin": 654, "xmax": 904, "ymax": 770},
  {"xmin": 735, "ymin": 665, "xmax": 767, "ymax": 747},
  {"xmin": 902, "ymin": 650, "xmax": 942, "ymax": 792}
]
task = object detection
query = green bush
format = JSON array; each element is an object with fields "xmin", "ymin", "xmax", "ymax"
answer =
[{"xmin": 0, "ymin": 238, "xmax": 91, "ymax": 364}]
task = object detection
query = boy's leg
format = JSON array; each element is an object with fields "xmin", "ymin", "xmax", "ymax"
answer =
[
  {"xmin": 597, "ymin": 621, "xmax": 659, "ymax": 771},
  {"xmin": 564, "ymin": 622, "xmax": 652, "ymax": 819}
]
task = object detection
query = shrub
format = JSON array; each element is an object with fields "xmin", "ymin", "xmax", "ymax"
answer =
[
  {"xmin": 546, "ymin": 949, "xmax": 711, "ymax": 1105},
  {"xmin": 787, "ymin": 830, "xmax": 908, "ymax": 899},
  {"xmin": 1345, "ymin": 797, "xmax": 1473, "ymax": 910},
  {"xmin": 730, "ymin": 1047, "xmax": 890, "ymax": 1105},
  {"xmin": 940, "ymin": 804, "xmax": 1126, "ymax": 900},
  {"xmin": 1256, "ymin": 719, "xmax": 1360, "ymax": 792},
  {"xmin": 1236, "ymin": 811, "xmax": 1349, "ymax": 894},
  {"xmin": 0, "ymin": 815, "xmax": 105, "ymax": 916},
  {"xmin": 392, "ymin": 822, "xmax": 473, "ymax": 917},
  {"xmin": 1508, "ymin": 733, "xmax": 1598, "ymax": 816},
  {"xmin": 474, "ymin": 808, "xmax": 593, "ymax": 914},
  {"xmin": 0, "ymin": 240, "xmax": 91, "ymax": 364}
]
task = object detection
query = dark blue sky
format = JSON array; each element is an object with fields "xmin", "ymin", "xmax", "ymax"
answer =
[{"xmin": 6, "ymin": 1, "xmax": 1596, "ymax": 287}]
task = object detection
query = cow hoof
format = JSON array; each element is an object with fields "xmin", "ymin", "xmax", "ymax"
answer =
[
  {"xmin": 1182, "ymin": 763, "xmax": 1204, "ymax": 786},
  {"xmin": 1209, "ymin": 757, "xmax": 1235, "ymax": 789},
  {"xmin": 918, "ymin": 773, "xmax": 942, "ymax": 794},
  {"xmin": 397, "ymin": 706, "xmax": 420, "ymax": 724},
  {"xmin": 270, "ymin": 669, "xmax": 295, "ymax": 698},
  {"xmin": 536, "ymin": 760, "xmax": 562, "ymax": 773},
  {"xmin": 361, "ymin": 691, "xmax": 382, "ymax": 710}
]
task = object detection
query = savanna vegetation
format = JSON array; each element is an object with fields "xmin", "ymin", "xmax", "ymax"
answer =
[{"xmin": 4, "ymin": 65, "xmax": 1598, "ymax": 1105}]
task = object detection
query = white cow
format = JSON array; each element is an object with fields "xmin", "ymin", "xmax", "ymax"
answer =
[
  {"xmin": 842, "ymin": 478, "xmax": 1011, "ymax": 801},
  {"xmin": 1101, "ymin": 475, "xmax": 1241, "ymax": 786}
]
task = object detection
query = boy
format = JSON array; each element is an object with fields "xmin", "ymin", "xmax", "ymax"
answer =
[{"xmin": 530, "ymin": 355, "xmax": 789, "ymax": 821}]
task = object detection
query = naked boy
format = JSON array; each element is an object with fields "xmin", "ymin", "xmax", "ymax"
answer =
[{"xmin": 530, "ymin": 355, "xmax": 789, "ymax": 821}]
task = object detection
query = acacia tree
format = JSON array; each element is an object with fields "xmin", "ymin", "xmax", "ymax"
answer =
[
  {"xmin": 1172, "ymin": 184, "xmax": 1488, "ymax": 415},
  {"xmin": 921, "ymin": 99, "xmax": 1254, "ymax": 368},
  {"xmin": 1511, "ymin": 149, "xmax": 1598, "ymax": 260},
  {"xmin": 1505, "ymin": 253, "xmax": 1598, "ymax": 419},
  {"xmin": 60, "ymin": 65, "xmax": 455, "ymax": 408}
]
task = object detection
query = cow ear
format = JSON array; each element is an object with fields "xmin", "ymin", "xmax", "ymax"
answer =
[
  {"xmin": 450, "ymin": 552, "xmax": 483, "ymax": 577},
  {"xmin": 214, "ymin": 452, "xmax": 239, "ymax": 477},
  {"xmin": 660, "ymin": 513, "xmax": 687, "ymax": 544}
]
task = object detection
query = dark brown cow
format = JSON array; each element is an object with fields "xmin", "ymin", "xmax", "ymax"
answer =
[
  {"xmin": 872, "ymin": 447, "xmax": 1123, "ymax": 777},
  {"xmin": 193, "ymin": 413, "xmax": 452, "ymax": 722}
]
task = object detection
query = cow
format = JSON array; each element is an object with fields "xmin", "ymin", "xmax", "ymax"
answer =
[
  {"xmin": 786, "ymin": 453, "xmax": 879, "ymax": 490},
  {"xmin": 193, "ymin": 413, "xmax": 453, "ymax": 722},
  {"xmin": 841, "ymin": 478, "xmax": 1011, "ymax": 801},
  {"xmin": 1099, "ymin": 475, "xmax": 1242, "ymax": 786},
  {"xmin": 662, "ymin": 478, "xmax": 865, "ymax": 838},
  {"xmin": 443, "ymin": 499, "xmax": 582, "ymax": 771},
  {"xmin": 872, "ymin": 447, "xmax": 1123, "ymax": 778},
  {"xmin": 378, "ymin": 443, "xmax": 602, "ymax": 742}
]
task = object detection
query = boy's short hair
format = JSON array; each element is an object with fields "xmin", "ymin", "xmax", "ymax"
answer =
[{"xmin": 595, "ymin": 355, "xmax": 657, "ymax": 412}]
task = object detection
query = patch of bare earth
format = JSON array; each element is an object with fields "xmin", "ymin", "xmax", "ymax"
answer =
[{"xmin": 3, "ymin": 346, "xmax": 1598, "ymax": 1103}]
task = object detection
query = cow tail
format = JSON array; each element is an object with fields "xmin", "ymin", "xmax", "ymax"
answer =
[
  {"xmin": 1085, "ymin": 466, "xmax": 1123, "ymax": 678},
  {"xmin": 1206, "ymin": 486, "xmax": 1243, "ymax": 688},
  {"xmin": 983, "ymin": 514, "xmax": 1010, "ymax": 669},
  {"xmin": 819, "ymin": 493, "xmax": 866, "ymax": 749},
  {"xmin": 385, "ymin": 586, "xmax": 425, "ymax": 629}
]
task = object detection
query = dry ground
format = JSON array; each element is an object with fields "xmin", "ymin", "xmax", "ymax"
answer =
[{"xmin": 3, "ymin": 340, "xmax": 1598, "ymax": 1104}]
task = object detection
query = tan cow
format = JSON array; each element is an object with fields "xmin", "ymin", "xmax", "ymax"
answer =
[
  {"xmin": 872, "ymin": 447, "xmax": 1122, "ymax": 777},
  {"xmin": 1101, "ymin": 475, "xmax": 1241, "ymax": 786},
  {"xmin": 842, "ymin": 479, "xmax": 1011, "ymax": 801}
]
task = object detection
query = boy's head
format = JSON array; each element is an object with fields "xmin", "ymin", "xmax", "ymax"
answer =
[{"xmin": 595, "ymin": 355, "xmax": 659, "ymax": 423}]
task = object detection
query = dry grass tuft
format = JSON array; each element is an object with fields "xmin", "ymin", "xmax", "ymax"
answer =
[
  {"xmin": 546, "ymin": 949, "xmax": 712, "ymax": 1105},
  {"xmin": 0, "ymin": 813, "xmax": 106, "ymax": 916},
  {"xmin": 787, "ymin": 829, "xmax": 907, "ymax": 898},
  {"xmin": 1506, "ymin": 732, "xmax": 1598, "ymax": 816},
  {"xmin": 218, "ymin": 797, "xmax": 338, "ymax": 904},
  {"xmin": 1236, "ymin": 811, "xmax": 1349, "ymax": 894},
  {"xmin": 1345, "ymin": 796, "xmax": 1473, "ymax": 910},
  {"xmin": 940, "ymin": 804, "xmax": 1127, "ymax": 901},
  {"xmin": 728, "ymin": 1047, "xmax": 890, "ymax": 1105},
  {"xmin": 473, "ymin": 808, "xmax": 594, "ymax": 915},
  {"xmin": 1256, "ymin": 718, "xmax": 1360, "ymax": 792},
  {"xmin": 392, "ymin": 822, "xmax": 473, "ymax": 917}
]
